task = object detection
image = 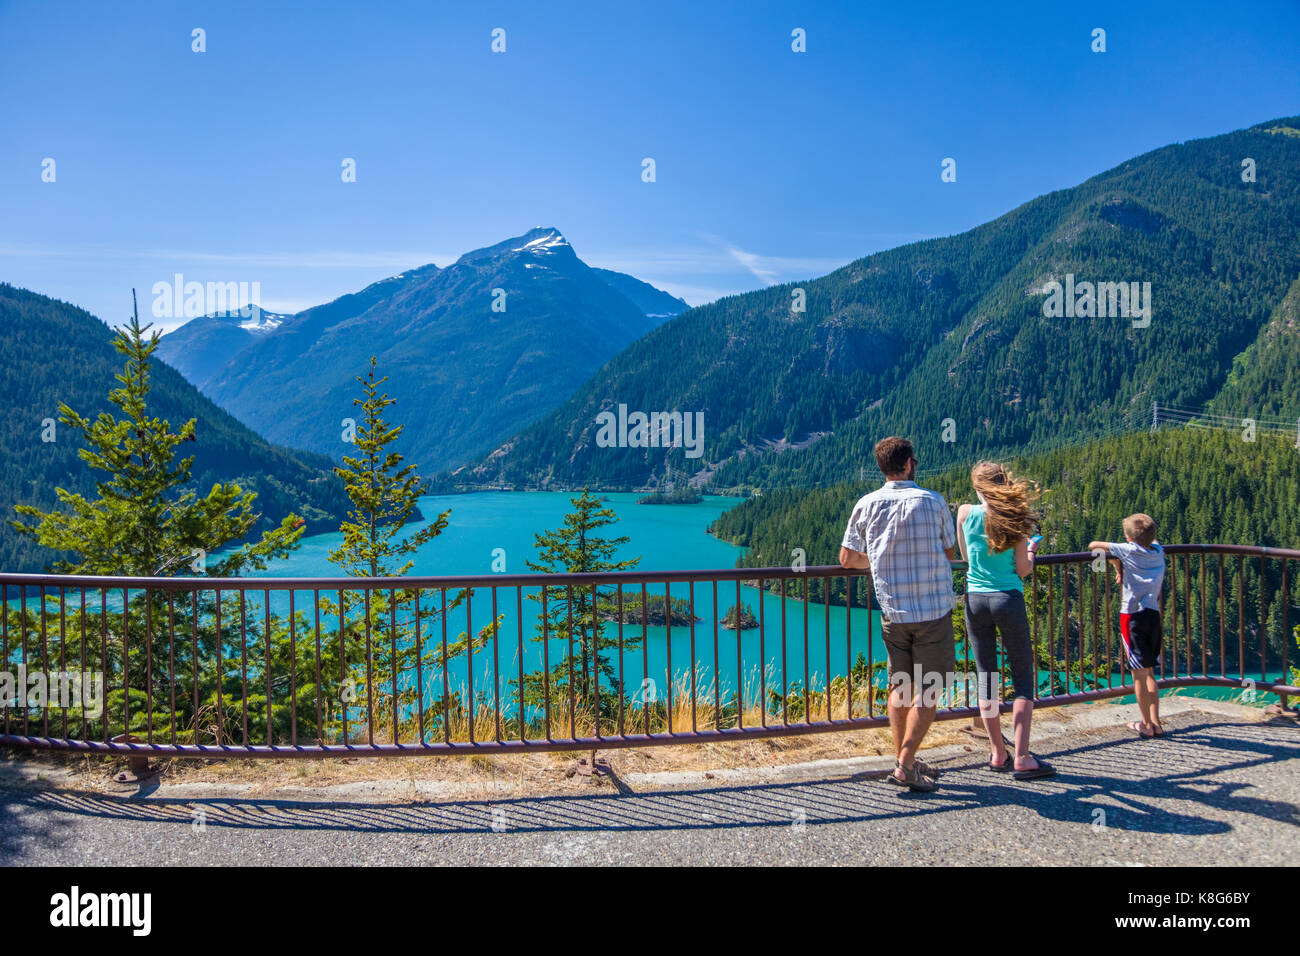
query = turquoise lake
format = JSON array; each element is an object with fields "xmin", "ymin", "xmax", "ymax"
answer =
[
  {"xmin": 230, "ymin": 491, "xmax": 1282, "ymax": 714},
  {"xmin": 228, "ymin": 491, "xmax": 890, "ymax": 715}
]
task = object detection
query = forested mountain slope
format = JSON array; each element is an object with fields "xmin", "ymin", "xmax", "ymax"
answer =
[
  {"xmin": 0, "ymin": 285, "xmax": 348, "ymax": 572},
  {"xmin": 459, "ymin": 117, "xmax": 1300, "ymax": 492}
]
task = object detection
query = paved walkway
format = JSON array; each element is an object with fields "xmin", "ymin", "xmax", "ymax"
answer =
[{"xmin": 2, "ymin": 707, "xmax": 1296, "ymax": 866}]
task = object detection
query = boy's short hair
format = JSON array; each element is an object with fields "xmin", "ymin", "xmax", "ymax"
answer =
[
  {"xmin": 874, "ymin": 437, "xmax": 914, "ymax": 477},
  {"xmin": 1123, "ymin": 513, "xmax": 1158, "ymax": 547}
]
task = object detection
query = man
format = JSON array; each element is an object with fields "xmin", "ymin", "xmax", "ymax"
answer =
[{"xmin": 839, "ymin": 436, "xmax": 957, "ymax": 792}]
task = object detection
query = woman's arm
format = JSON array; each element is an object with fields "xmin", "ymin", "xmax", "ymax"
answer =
[
  {"xmin": 1014, "ymin": 536, "xmax": 1034, "ymax": 577},
  {"xmin": 956, "ymin": 504, "xmax": 971, "ymax": 563}
]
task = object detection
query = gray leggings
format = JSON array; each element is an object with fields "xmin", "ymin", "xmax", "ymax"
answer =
[{"xmin": 964, "ymin": 589, "xmax": 1035, "ymax": 702}]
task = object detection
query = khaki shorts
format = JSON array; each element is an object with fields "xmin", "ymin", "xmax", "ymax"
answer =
[{"xmin": 881, "ymin": 611, "xmax": 956, "ymax": 702}]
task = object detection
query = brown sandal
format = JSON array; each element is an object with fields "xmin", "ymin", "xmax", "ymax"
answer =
[{"xmin": 885, "ymin": 761, "xmax": 937, "ymax": 792}]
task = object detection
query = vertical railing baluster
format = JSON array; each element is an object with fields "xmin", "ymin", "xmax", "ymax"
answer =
[
  {"xmin": 441, "ymin": 587, "xmax": 451, "ymax": 744},
  {"xmin": 592, "ymin": 583, "xmax": 601, "ymax": 741},
  {"xmin": 848, "ymin": 575, "xmax": 856, "ymax": 720},
  {"xmin": 119, "ymin": 587, "xmax": 127, "ymax": 741},
  {"xmin": 262, "ymin": 589, "xmax": 269, "ymax": 746},
  {"xmin": 213, "ymin": 588, "xmax": 224, "ymax": 746},
  {"xmin": 1259, "ymin": 554, "xmax": 1268, "ymax": 685},
  {"xmin": 823, "ymin": 574, "xmax": 831, "ymax": 722},
  {"xmin": 1, "ymin": 584, "xmax": 8, "ymax": 738},
  {"xmin": 143, "ymin": 587, "xmax": 151, "ymax": 744},
  {"xmin": 1031, "ymin": 564, "xmax": 1040, "ymax": 696},
  {"xmin": 1167, "ymin": 554, "xmax": 1177, "ymax": 680},
  {"xmin": 167, "ymin": 590, "xmax": 178, "ymax": 745},
  {"xmin": 516, "ymin": 587, "xmax": 526, "ymax": 743},
  {"xmin": 291, "ymin": 587, "xmax": 297, "ymax": 749},
  {"xmin": 1182, "ymin": 554, "xmax": 1191, "ymax": 675},
  {"xmin": 802, "ymin": 575, "xmax": 810, "ymax": 726},
  {"xmin": 735, "ymin": 579, "xmax": 743, "ymax": 730},
  {"xmin": 390, "ymin": 587, "xmax": 398, "ymax": 746},
  {"xmin": 38, "ymin": 585, "xmax": 49, "ymax": 737},
  {"xmin": 22, "ymin": 586, "xmax": 31, "ymax": 736},
  {"xmin": 341, "ymin": 588, "xmax": 349, "ymax": 747},
  {"xmin": 80, "ymin": 588, "xmax": 88, "ymax": 740},
  {"xmin": 640, "ymin": 582, "xmax": 648, "ymax": 736},
  {"xmin": 1200, "ymin": 555, "xmax": 1208, "ymax": 677},
  {"xmin": 687, "ymin": 580, "xmax": 696, "ymax": 734},
  {"xmin": 1104, "ymin": 566, "xmax": 1113, "ymax": 689},
  {"xmin": 1218, "ymin": 556, "xmax": 1226, "ymax": 679},
  {"xmin": 239, "ymin": 591, "xmax": 247, "ymax": 747},
  {"xmin": 564, "ymin": 585, "xmax": 573, "ymax": 740},
  {"xmin": 616, "ymin": 585, "xmax": 627, "ymax": 737},
  {"xmin": 780, "ymin": 577, "xmax": 788, "ymax": 726},
  {"xmin": 1281, "ymin": 560, "xmax": 1291, "ymax": 710},
  {"xmin": 466, "ymin": 588, "xmax": 475, "ymax": 744},
  {"xmin": 664, "ymin": 581, "xmax": 673, "ymax": 734},
  {"xmin": 1237, "ymin": 555, "xmax": 1245, "ymax": 681},
  {"xmin": 1063, "ymin": 568, "xmax": 1071, "ymax": 695},
  {"xmin": 759, "ymin": 576, "xmax": 766, "ymax": 728},
  {"xmin": 59, "ymin": 586, "xmax": 68, "ymax": 739},
  {"xmin": 414, "ymin": 588, "xmax": 425, "ymax": 744},
  {"xmin": 1, "ymin": 583, "xmax": 8, "ymax": 738},
  {"xmin": 1090, "ymin": 563, "xmax": 1100, "ymax": 692},
  {"xmin": 313, "ymin": 588, "xmax": 322, "ymax": 746},
  {"xmin": 101, "ymin": 589, "xmax": 108, "ymax": 743},
  {"xmin": 712, "ymin": 580, "xmax": 720, "ymax": 732},
  {"xmin": 492, "ymin": 585, "xmax": 501, "ymax": 744},
  {"xmin": 365, "ymin": 588, "xmax": 374, "ymax": 746},
  {"xmin": 1047, "ymin": 567, "xmax": 1056, "ymax": 698},
  {"xmin": 539, "ymin": 584, "xmax": 551, "ymax": 741}
]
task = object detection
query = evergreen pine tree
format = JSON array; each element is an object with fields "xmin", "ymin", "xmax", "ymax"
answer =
[
  {"xmin": 11, "ymin": 290, "xmax": 303, "ymax": 576},
  {"xmin": 329, "ymin": 356, "xmax": 447, "ymax": 578},
  {"xmin": 522, "ymin": 489, "xmax": 641, "ymax": 722}
]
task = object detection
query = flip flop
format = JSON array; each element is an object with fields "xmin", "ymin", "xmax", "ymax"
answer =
[
  {"xmin": 988, "ymin": 753, "xmax": 1013, "ymax": 772},
  {"xmin": 1127, "ymin": 720, "xmax": 1155, "ymax": 738},
  {"xmin": 1012, "ymin": 755, "xmax": 1057, "ymax": 780}
]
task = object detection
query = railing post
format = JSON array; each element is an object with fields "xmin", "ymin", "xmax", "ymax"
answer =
[{"xmin": 110, "ymin": 733, "xmax": 158, "ymax": 784}]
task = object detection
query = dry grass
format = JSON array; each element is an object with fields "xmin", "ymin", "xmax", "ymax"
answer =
[
  {"xmin": 6, "ymin": 718, "xmax": 978, "ymax": 802},
  {"xmin": 3, "ymin": 668, "xmax": 1061, "ymax": 799}
]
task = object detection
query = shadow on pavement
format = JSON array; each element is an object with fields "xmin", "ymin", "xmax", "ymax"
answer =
[{"xmin": 0, "ymin": 715, "xmax": 1295, "ymax": 845}]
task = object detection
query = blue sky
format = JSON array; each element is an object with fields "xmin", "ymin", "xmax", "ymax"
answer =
[{"xmin": 1, "ymin": 0, "xmax": 1297, "ymax": 330}]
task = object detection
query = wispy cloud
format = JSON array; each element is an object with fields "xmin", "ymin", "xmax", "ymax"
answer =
[{"xmin": 586, "ymin": 239, "xmax": 857, "ymax": 306}]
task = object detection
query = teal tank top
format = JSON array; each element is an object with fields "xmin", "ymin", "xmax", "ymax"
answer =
[{"xmin": 963, "ymin": 504, "xmax": 1023, "ymax": 593}]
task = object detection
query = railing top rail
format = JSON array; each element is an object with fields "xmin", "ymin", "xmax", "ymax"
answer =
[{"xmin": 0, "ymin": 543, "xmax": 1295, "ymax": 590}]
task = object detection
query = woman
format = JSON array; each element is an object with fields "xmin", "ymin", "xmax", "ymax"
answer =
[{"xmin": 957, "ymin": 461, "xmax": 1055, "ymax": 780}]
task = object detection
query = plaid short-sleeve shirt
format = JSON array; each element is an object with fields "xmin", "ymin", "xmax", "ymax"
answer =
[{"xmin": 841, "ymin": 481, "xmax": 957, "ymax": 623}]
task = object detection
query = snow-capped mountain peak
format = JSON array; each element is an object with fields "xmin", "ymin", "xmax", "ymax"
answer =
[{"xmin": 513, "ymin": 229, "xmax": 568, "ymax": 254}]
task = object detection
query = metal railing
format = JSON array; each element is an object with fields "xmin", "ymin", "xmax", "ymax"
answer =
[{"xmin": 0, "ymin": 544, "xmax": 1295, "ymax": 760}]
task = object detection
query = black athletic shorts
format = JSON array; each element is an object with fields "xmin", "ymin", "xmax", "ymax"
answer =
[{"xmin": 1121, "ymin": 608, "xmax": 1162, "ymax": 670}]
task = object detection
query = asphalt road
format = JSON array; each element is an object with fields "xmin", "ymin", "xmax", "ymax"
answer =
[{"xmin": 2, "ymin": 710, "xmax": 1296, "ymax": 866}]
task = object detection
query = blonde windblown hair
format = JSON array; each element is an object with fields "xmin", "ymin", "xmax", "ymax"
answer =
[{"xmin": 971, "ymin": 460, "xmax": 1041, "ymax": 553}]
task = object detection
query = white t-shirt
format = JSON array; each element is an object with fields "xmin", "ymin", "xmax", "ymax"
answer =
[{"xmin": 1110, "ymin": 541, "xmax": 1165, "ymax": 613}]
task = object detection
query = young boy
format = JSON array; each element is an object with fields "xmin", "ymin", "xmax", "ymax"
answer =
[{"xmin": 1088, "ymin": 514, "xmax": 1166, "ymax": 738}]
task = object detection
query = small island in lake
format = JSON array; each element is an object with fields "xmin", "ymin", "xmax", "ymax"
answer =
[
  {"xmin": 720, "ymin": 603, "xmax": 758, "ymax": 631},
  {"xmin": 597, "ymin": 593, "xmax": 701, "ymax": 626},
  {"xmin": 638, "ymin": 487, "xmax": 703, "ymax": 504}
]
